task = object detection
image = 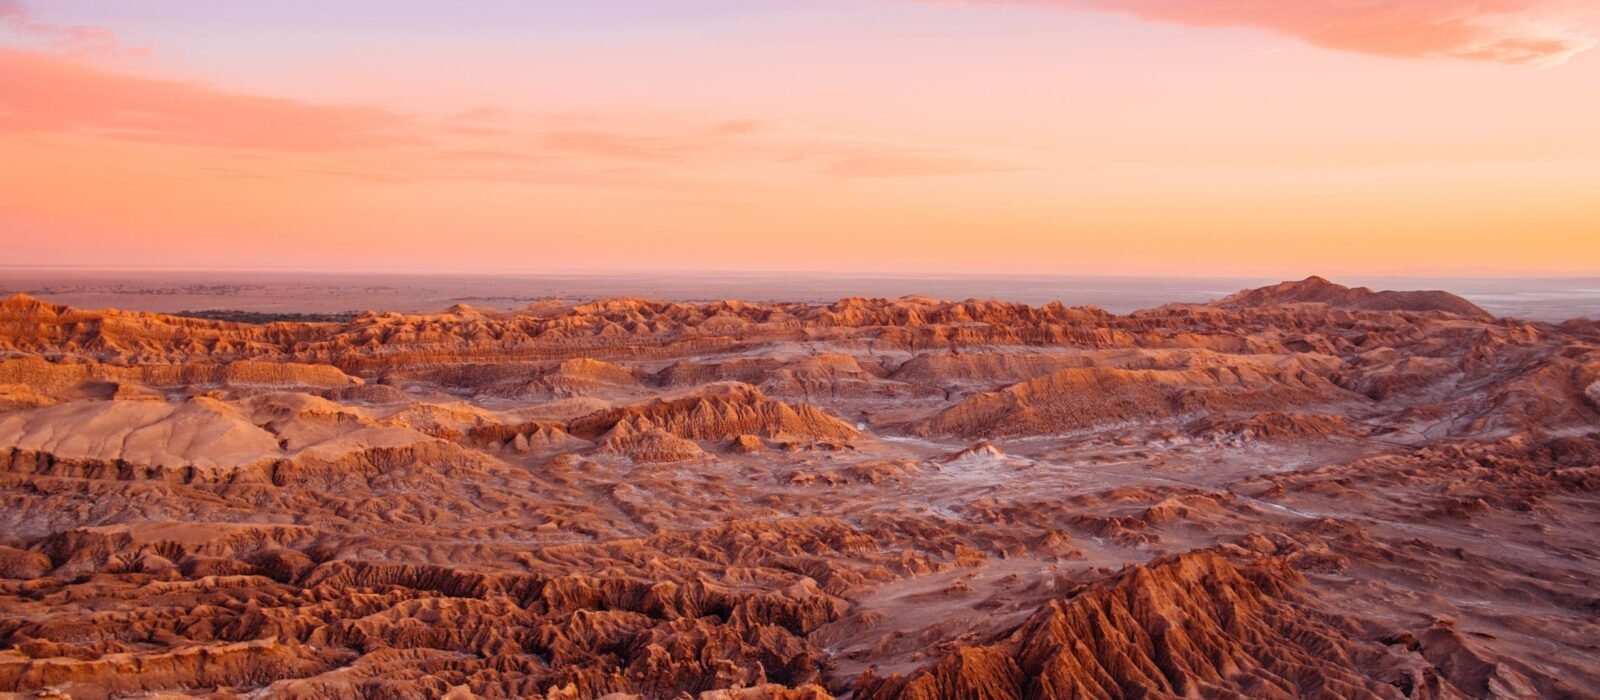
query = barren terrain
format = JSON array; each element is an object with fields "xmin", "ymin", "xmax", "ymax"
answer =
[{"xmin": 1, "ymin": 276, "xmax": 1598, "ymax": 699}]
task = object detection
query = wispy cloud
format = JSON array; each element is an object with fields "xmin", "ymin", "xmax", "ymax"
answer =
[
  {"xmin": 0, "ymin": 49, "xmax": 416, "ymax": 151},
  {"xmin": 957, "ymin": 0, "xmax": 1598, "ymax": 66},
  {"xmin": 0, "ymin": 0, "xmax": 144, "ymax": 57},
  {"xmin": 2, "ymin": 0, "xmax": 1029, "ymax": 190}
]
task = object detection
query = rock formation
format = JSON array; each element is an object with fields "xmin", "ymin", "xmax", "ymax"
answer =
[
  {"xmin": 1220, "ymin": 276, "xmax": 1492, "ymax": 319},
  {"xmin": 856, "ymin": 551, "xmax": 1411, "ymax": 699},
  {"xmin": 569, "ymin": 383, "xmax": 861, "ymax": 444}
]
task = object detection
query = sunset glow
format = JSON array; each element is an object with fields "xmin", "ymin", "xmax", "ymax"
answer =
[{"xmin": 3, "ymin": 0, "xmax": 1597, "ymax": 275}]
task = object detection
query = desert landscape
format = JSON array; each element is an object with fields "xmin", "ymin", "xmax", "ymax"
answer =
[
  {"xmin": 5, "ymin": 1, "xmax": 1599, "ymax": 696},
  {"xmin": 1, "ymin": 276, "xmax": 1597, "ymax": 699}
]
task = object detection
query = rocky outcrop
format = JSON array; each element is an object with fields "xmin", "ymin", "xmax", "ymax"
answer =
[
  {"xmin": 0, "ymin": 639, "xmax": 350, "ymax": 700},
  {"xmin": 519, "ymin": 357, "xmax": 643, "ymax": 398},
  {"xmin": 856, "ymin": 551, "xmax": 1419, "ymax": 699},
  {"xmin": 0, "ymin": 356, "xmax": 359, "ymax": 397},
  {"xmin": 569, "ymin": 383, "xmax": 860, "ymax": 444},
  {"xmin": 598, "ymin": 421, "xmax": 708, "ymax": 463},
  {"xmin": 731, "ymin": 434, "xmax": 765, "ymax": 453},
  {"xmin": 1220, "ymin": 276, "xmax": 1491, "ymax": 319},
  {"xmin": 889, "ymin": 352, "xmax": 1089, "ymax": 387},
  {"xmin": 0, "ymin": 293, "xmax": 317, "ymax": 362},
  {"xmin": 0, "ymin": 398, "xmax": 282, "ymax": 471},
  {"xmin": 1186, "ymin": 411, "xmax": 1363, "ymax": 442},
  {"xmin": 0, "ymin": 545, "xmax": 51, "ymax": 579},
  {"xmin": 0, "ymin": 384, "xmax": 54, "ymax": 411},
  {"xmin": 942, "ymin": 441, "xmax": 1007, "ymax": 465},
  {"xmin": 917, "ymin": 365, "xmax": 1345, "ymax": 438}
]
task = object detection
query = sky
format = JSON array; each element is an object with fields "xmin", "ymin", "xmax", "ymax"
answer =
[{"xmin": 1, "ymin": 0, "xmax": 1598, "ymax": 276}]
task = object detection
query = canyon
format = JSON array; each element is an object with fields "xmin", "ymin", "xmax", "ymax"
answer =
[{"xmin": 0, "ymin": 276, "xmax": 1597, "ymax": 699}]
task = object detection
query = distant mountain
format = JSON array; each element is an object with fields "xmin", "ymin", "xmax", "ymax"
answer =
[{"xmin": 1219, "ymin": 276, "xmax": 1492, "ymax": 318}]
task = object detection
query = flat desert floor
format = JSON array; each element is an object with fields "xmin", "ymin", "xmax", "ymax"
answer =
[{"xmin": 0, "ymin": 275, "xmax": 1598, "ymax": 698}]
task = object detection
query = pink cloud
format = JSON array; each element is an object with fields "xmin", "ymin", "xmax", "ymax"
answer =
[
  {"xmin": 966, "ymin": 0, "xmax": 1598, "ymax": 66},
  {"xmin": 0, "ymin": 42, "xmax": 1023, "ymax": 185},
  {"xmin": 0, "ymin": 0, "xmax": 144, "ymax": 57},
  {"xmin": 0, "ymin": 49, "xmax": 416, "ymax": 151}
]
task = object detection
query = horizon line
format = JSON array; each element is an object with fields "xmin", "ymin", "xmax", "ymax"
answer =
[{"xmin": 4, "ymin": 265, "xmax": 1600, "ymax": 281}]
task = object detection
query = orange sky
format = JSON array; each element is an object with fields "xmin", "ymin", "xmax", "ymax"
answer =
[{"xmin": 1, "ymin": 0, "xmax": 1597, "ymax": 275}]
